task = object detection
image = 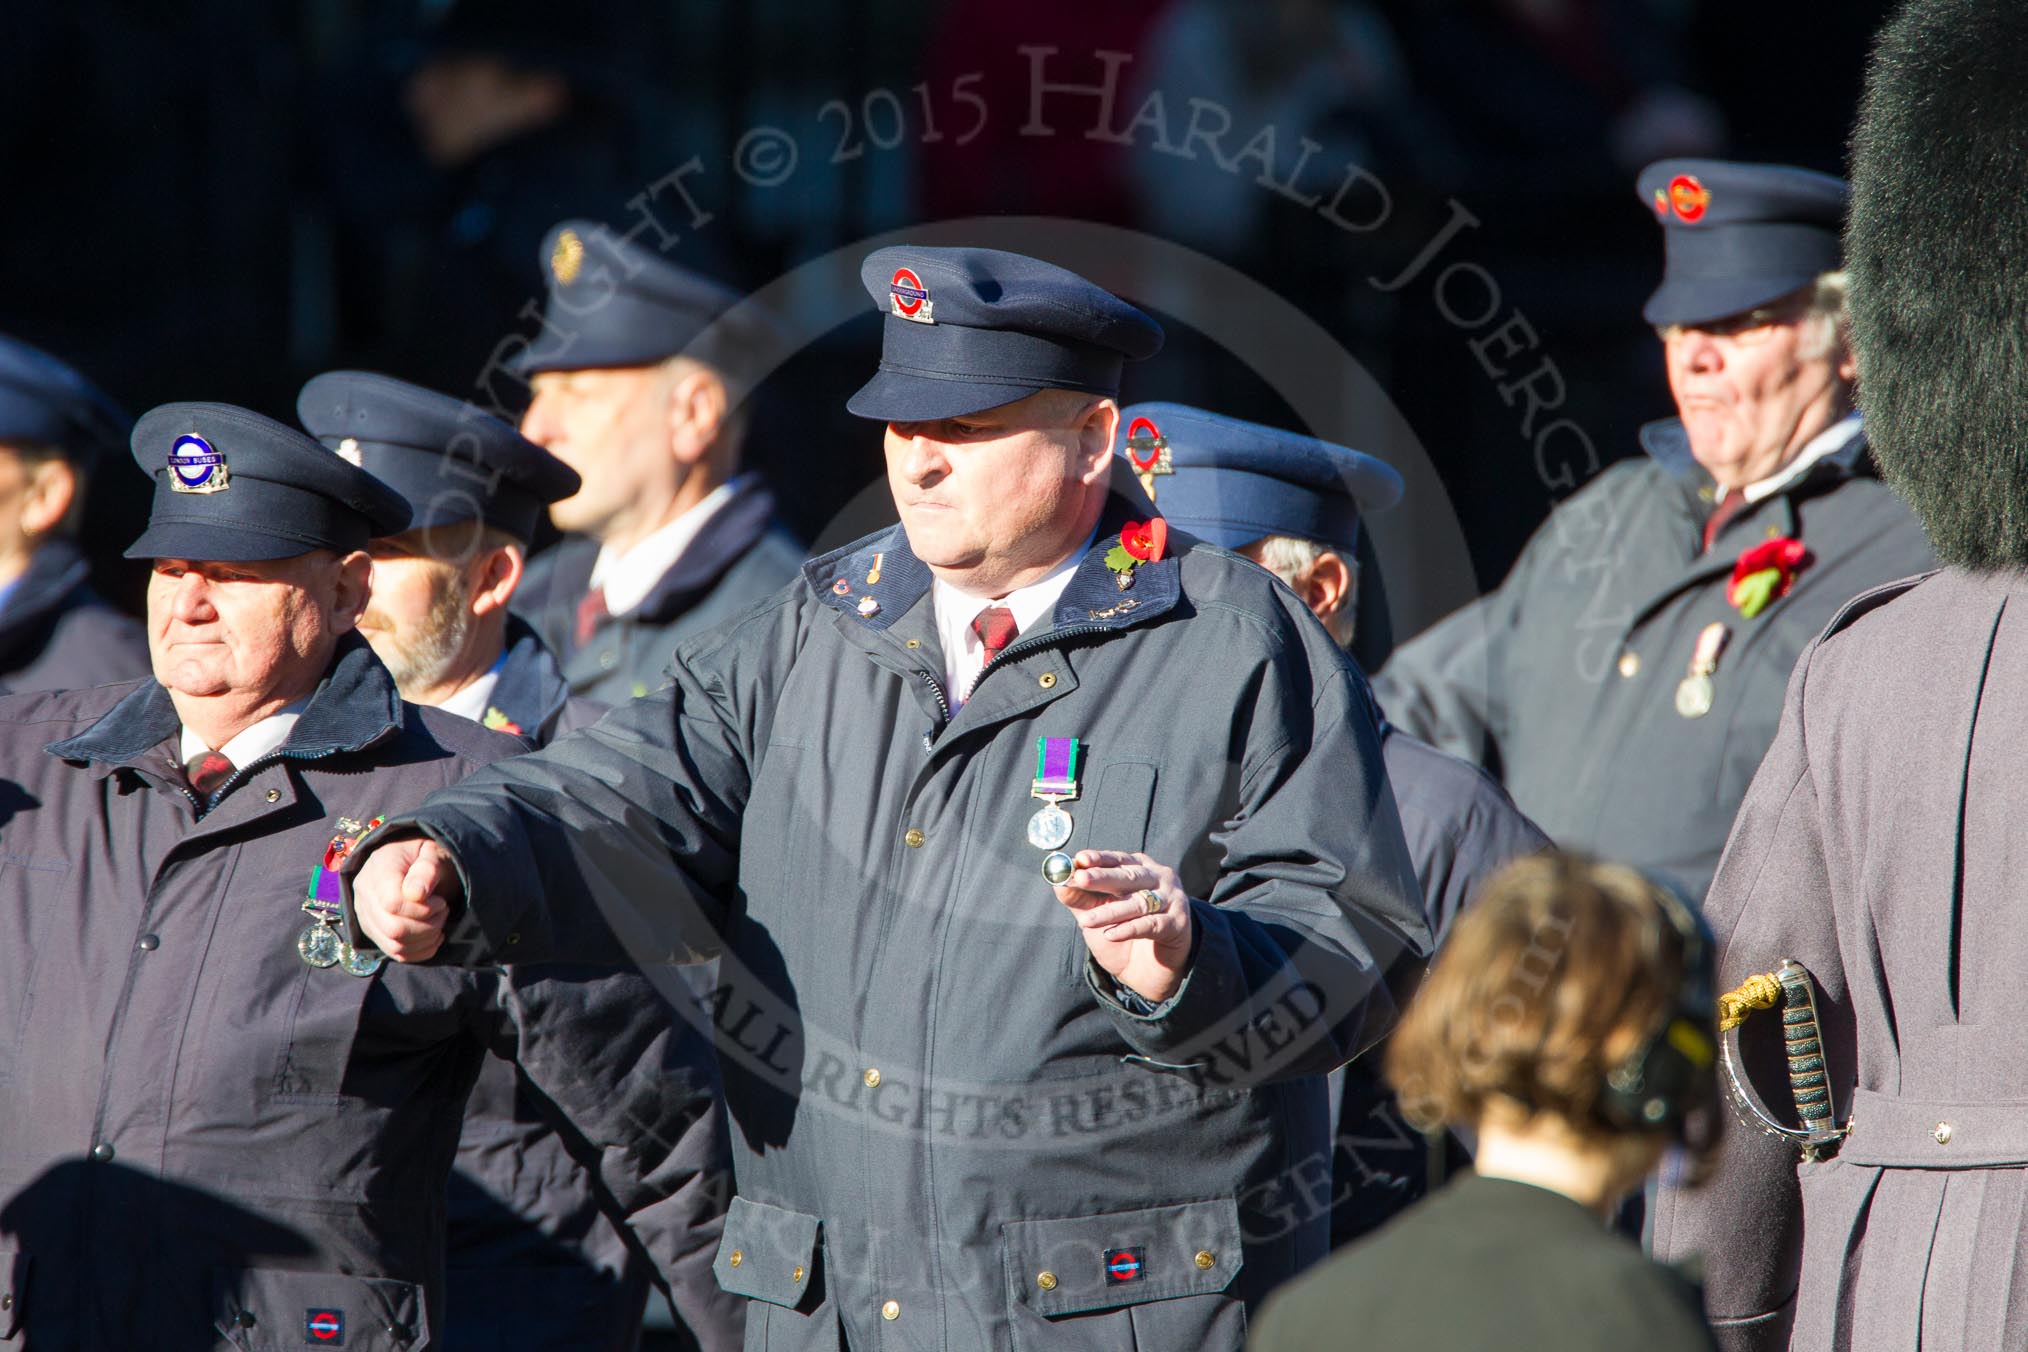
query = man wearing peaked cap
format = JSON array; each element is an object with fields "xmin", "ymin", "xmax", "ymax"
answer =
[
  {"xmin": 298, "ymin": 370, "xmax": 743, "ymax": 1352},
  {"xmin": 1653, "ymin": 6, "xmax": 2028, "ymax": 1349},
  {"xmin": 1119, "ymin": 402, "xmax": 1549, "ymax": 1245},
  {"xmin": 510, "ymin": 219, "xmax": 803, "ymax": 706},
  {"xmin": 344, "ymin": 244, "xmax": 1428, "ymax": 1349},
  {"xmin": 1375, "ymin": 158, "xmax": 1935, "ymax": 904},
  {"xmin": 0, "ymin": 403, "xmax": 730, "ymax": 1346},
  {"xmin": 0, "ymin": 334, "xmax": 147, "ymax": 689}
]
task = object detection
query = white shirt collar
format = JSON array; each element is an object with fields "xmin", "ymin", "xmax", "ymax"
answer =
[
  {"xmin": 588, "ymin": 476, "xmax": 744, "ymax": 616},
  {"xmin": 178, "ymin": 697, "xmax": 311, "ymax": 773},
  {"xmin": 436, "ymin": 664, "xmax": 504, "ymax": 725},
  {"xmin": 1741, "ymin": 413, "xmax": 1862, "ymax": 505},
  {"xmin": 931, "ymin": 533, "xmax": 1093, "ymax": 711}
]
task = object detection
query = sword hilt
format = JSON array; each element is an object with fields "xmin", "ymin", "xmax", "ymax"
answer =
[{"xmin": 1718, "ymin": 958, "xmax": 1847, "ymax": 1159}]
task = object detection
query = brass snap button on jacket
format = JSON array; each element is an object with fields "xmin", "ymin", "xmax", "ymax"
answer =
[
  {"xmin": 904, "ymin": 828, "xmax": 924, "ymax": 849},
  {"xmin": 1038, "ymin": 672, "xmax": 1057, "ymax": 689},
  {"xmin": 728, "ymin": 1249, "xmax": 743, "ymax": 1268},
  {"xmin": 1037, "ymin": 1271, "xmax": 1057, "ymax": 1291},
  {"xmin": 881, "ymin": 1299, "xmax": 901, "ymax": 1321},
  {"xmin": 863, "ymin": 1068, "xmax": 882, "ymax": 1089},
  {"xmin": 1195, "ymin": 1250, "xmax": 1216, "ymax": 1270}
]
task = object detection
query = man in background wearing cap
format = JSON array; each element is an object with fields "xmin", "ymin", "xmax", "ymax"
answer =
[
  {"xmin": 298, "ymin": 370, "xmax": 741, "ymax": 1352},
  {"xmin": 1118, "ymin": 402, "xmax": 1550, "ymax": 1245},
  {"xmin": 511, "ymin": 220, "xmax": 803, "ymax": 706},
  {"xmin": 0, "ymin": 404, "xmax": 729, "ymax": 1346},
  {"xmin": 1655, "ymin": 6, "xmax": 2028, "ymax": 1348},
  {"xmin": 1375, "ymin": 159, "xmax": 1935, "ymax": 903},
  {"xmin": 345, "ymin": 246, "xmax": 1427, "ymax": 1349},
  {"xmin": 0, "ymin": 333, "xmax": 147, "ymax": 689}
]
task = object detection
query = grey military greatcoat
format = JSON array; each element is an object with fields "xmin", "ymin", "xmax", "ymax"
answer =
[
  {"xmin": 0, "ymin": 639, "xmax": 725, "ymax": 1349},
  {"xmin": 515, "ymin": 475, "xmax": 804, "ymax": 706},
  {"xmin": 1652, "ymin": 567, "xmax": 2028, "ymax": 1352},
  {"xmin": 1375, "ymin": 418, "xmax": 1936, "ymax": 901},
  {"xmin": 348, "ymin": 474, "xmax": 1430, "ymax": 1352}
]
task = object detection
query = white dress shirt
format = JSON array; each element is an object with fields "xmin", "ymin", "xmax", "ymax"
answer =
[
  {"xmin": 1742, "ymin": 412, "xmax": 1862, "ymax": 505},
  {"xmin": 437, "ymin": 663, "xmax": 504, "ymax": 725},
  {"xmin": 178, "ymin": 699, "xmax": 309, "ymax": 774},
  {"xmin": 931, "ymin": 537, "xmax": 1091, "ymax": 711},
  {"xmin": 588, "ymin": 476, "xmax": 744, "ymax": 616}
]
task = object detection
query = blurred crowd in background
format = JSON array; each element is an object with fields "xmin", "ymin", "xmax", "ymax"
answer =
[{"xmin": 0, "ymin": 0, "xmax": 1893, "ymax": 636}]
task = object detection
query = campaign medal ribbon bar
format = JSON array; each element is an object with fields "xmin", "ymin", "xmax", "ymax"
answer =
[
  {"xmin": 1027, "ymin": 736, "xmax": 1080, "ymax": 850},
  {"xmin": 300, "ymin": 816, "xmax": 387, "ymax": 976}
]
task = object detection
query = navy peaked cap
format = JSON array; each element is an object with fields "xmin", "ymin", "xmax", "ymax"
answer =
[
  {"xmin": 0, "ymin": 334, "xmax": 130, "ymax": 469},
  {"xmin": 296, "ymin": 371, "xmax": 578, "ymax": 544},
  {"xmin": 847, "ymin": 246, "xmax": 1164, "ymax": 421},
  {"xmin": 1638, "ymin": 159, "xmax": 1847, "ymax": 327},
  {"xmin": 512, "ymin": 220, "xmax": 762, "ymax": 377},
  {"xmin": 1115, "ymin": 402, "xmax": 1402, "ymax": 554},
  {"xmin": 125, "ymin": 403, "xmax": 412, "ymax": 562}
]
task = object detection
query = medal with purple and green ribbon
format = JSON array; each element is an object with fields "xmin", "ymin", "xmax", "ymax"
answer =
[
  {"xmin": 298, "ymin": 816, "xmax": 387, "ymax": 977},
  {"xmin": 1027, "ymin": 736, "xmax": 1080, "ymax": 850}
]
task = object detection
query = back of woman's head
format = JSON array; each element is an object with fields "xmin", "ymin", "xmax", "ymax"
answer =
[{"xmin": 1384, "ymin": 852, "xmax": 1715, "ymax": 1144}]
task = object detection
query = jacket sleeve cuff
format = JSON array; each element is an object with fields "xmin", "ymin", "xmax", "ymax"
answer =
[{"xmin": 1085, "ymin": 902, "xmax": 1244, "ymax": 1061}]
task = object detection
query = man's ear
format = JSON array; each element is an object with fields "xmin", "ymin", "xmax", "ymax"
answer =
[
  {"xmin": 330, "ymin": 550, "xmax": 374, "ymax": 633},
  {"xmin": 667, "ymin": 363, "xmax": 731, "ymax": 467},
  {"xmin": 20, "ymin": 458, "xmax": 77, "ymax": 539},
  {"xmin": 1076, "ymin": 398, "xmax": 1121, "ymax": 486},
  {"xmin": 1299, "ymin": 550, "xmax": 1356, "ymax": 623},
  {"xmin": 468, "ymin": 542, "xmax": 525, "ymax": 618}
]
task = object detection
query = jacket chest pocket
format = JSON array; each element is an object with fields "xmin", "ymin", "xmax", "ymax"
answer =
[
  {"xmin": 1078, "ymin": 763, "xmax": 1159, "ymax": 855},
  {"xmin": 1001, "ymin": 1198, "xmax": 1246, "ymax": 1352},
  {"xmin": 266, "ymin": 964, "xmax": 378, "ymax": 1106}
]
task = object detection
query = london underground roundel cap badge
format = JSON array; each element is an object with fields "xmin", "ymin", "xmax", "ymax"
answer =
[
  {"xmin": 168, "ymin": 434, "xmax": 230, "ymax": 495},
  {"xmin": 889, "ymin": 267, "xmax": 933, "ymax": 324}
]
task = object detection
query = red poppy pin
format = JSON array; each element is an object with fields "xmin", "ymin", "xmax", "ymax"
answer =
[
  {"xmin": 1105, "ymin": 518, "xmax": 1167, "ymax": 591},
  {"xmin": 1727, "ymin": 537, "xmax": 1808, "ymax": 618},
  {"xmin": 482, "ymin": 707, "xmax": 525, "ymax": 736}
]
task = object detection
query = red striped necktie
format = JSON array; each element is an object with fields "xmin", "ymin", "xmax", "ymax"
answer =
[{"xmin": 972, "ymin": 605, "xmax": 1019, "ymax": 666}]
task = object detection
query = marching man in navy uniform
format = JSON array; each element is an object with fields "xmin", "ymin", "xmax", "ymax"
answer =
[
  {"xmin": 1116, "ymin": 402, "xmax": 1550, "ymax": 1244},
  {"xmin": 0, "ymin": 405, "xmax": 730, "ymax": 1348},
  {"xmin": 343, "ymin": 246, "xmax": 1429, "ymax": 1350},
  {"xmin": 1374, "ymin": 160, "xmax": 1936, "ymax": 902},
  {"xmin": 296, "ymin": 370, "xmax": 743, "ymax": 1352},
  {"xmin": 0, "ymin": 333, "xmax": 148, "ymax": 689},
  {"xmin": 510, "ymin": 221, "xmax": 804, "ymax": 705}
]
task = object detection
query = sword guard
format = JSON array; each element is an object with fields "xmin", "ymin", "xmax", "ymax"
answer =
[{"xmin": 1719, "ymin": 957, "xmax": 1849, "ymax": 1160}]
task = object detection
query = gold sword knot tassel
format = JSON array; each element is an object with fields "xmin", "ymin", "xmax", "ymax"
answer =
[{"xmin": 1717, "ymin": 971, "xmax": 1783, "ymax": 1032}]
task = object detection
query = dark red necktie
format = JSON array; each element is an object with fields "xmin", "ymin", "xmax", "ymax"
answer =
[
  {"xmin": 1702, "ymin": 488, "xmax": 1748, "ymax": 553},
  {"xmin": 185, "ymin": 750, "xmax": 234, "ymax": 800},
  {"xmin": 574, "ymin": 585, "xmax": 608, "ymax": 646},
  {"xmin": 971, "ymin": 605, "xmax": 1020, "ymax": 667}
]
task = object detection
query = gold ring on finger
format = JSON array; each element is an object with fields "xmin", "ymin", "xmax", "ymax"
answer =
[{"xmin": 1139, "ymin": 889, "xmax": 1163, "ymax": 916}]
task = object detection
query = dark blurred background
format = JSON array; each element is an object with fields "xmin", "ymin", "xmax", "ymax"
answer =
[{"xmin": 0, "ymin": 0, "xmax": 1893, "ymax": 659}]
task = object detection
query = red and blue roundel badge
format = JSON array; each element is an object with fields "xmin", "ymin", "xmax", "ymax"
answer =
[
  {"xmin": 305, "ymin": 1307, "xmax": 346, "ymax": 1343},
  {"xmin": 168, "ymin": 433, "xmax": 230, "ymax": 495},
  {"xmin": 889, "ymin": 267, "xmax": 934, "ymax": 324},
  {"xmin": 1103, "ymin": 1247, "xmax": 1145, "ymax": 1284},
  {"xmin": 1668, "ymin": 174, "xmax": 1711, "ymax": 223}
]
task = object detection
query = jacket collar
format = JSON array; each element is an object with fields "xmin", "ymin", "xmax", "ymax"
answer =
[
  {"xmin": 804, "ymin": 461, "xmax": 1181, "ymax": 645},
  {"xmin": 47, "ymin": 633, "xmax": 403, "ymax": 770},
  {"xmin": 485, "ymin": 613, "xmax": 572, "ymax": 738},
  {"xmin": 1638, "ymin": 414, "xmax": 1872, "ymax": 495},
  {"xmin": 630, "ymin": 474, "xmax": 781, "ymax": 624}
]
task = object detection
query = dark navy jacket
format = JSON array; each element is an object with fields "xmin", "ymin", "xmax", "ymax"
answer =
[
  {"xmin": 515, "ymin": 476, "xmax": 804, "ymax": 707},
  {"xmin": 439, "ymin": 618, "xmax": 740, "ymax": 1352},
  {"xmin": 0, "ymin": 538, "xmax": 147, "ymax": 692},
  {"xmin": 0, "ymin": 639, "xmax": 724, "ymax": 1350}
]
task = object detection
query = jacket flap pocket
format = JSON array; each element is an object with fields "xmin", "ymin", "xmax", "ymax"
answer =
[
  {"xmin": 715, "ymin": 1195, "xmax": 821, "ymax": 1309},
  {"xmin": 1003, "ymin": 1197, "xmax": 1243, "ymax": 1316},
  {"xmin": 1, "ymin": 1249, "xmax": 26, "ymax": 1340},
  {"xmin": 211, "ymin": 1266, "xmax": 428, "ymax": 1350}
]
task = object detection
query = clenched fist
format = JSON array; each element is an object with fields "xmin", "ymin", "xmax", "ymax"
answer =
[{"xmin": 349, "ymin": 837, "xmax": 463, "ymax": 963}]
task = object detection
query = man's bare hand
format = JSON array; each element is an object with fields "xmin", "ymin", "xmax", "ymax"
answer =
[
  {"xmin": 351, "ymin": 838, "xmax": 462, "ymax": 963},
  {"xmin": 1053, "ymin": 849, "xmax": 1194, "ymax": 1006}
]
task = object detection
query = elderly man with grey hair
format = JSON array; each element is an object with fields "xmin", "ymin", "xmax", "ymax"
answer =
[{"xmin": 1374, "ymin": 158, "xmax": 1936, "ymax": 904}]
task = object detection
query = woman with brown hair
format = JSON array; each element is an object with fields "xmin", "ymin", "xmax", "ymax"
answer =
[{"xmin": 1250, "ymin": 852, "xmax": 1721, "ymax": 1351}]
